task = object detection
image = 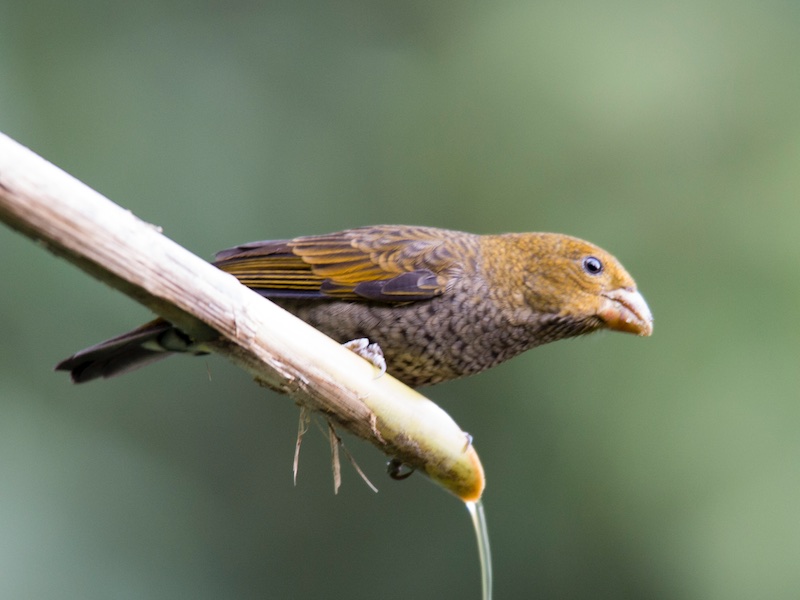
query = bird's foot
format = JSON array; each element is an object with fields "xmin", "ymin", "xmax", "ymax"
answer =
[
  {"xmin": 343, "ymin": 338, "xmax": 386, "ymax": 378},
  {"xmin": 387, "ymin": 458, "xmax": 415, "ymax": 480}
]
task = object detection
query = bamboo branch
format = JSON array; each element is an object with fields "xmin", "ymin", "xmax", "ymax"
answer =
[{"xmin": 0, "ymin": 132, "xmax": 484, "ymax": 502}]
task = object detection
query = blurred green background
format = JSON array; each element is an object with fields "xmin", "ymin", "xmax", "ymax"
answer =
[{"xmin": 1, "ymin": 1, "xmax": 798, "ymax": 598}]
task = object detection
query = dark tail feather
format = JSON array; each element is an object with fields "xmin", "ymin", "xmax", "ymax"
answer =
[{"xmin": 55, "ymin": 319, "xmax": 202, "ymax": 383}]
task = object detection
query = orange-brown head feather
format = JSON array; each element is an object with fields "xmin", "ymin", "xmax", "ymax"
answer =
[{"xmin": 480, "ymin": 233, "xmax": 652, "ymax": 337}]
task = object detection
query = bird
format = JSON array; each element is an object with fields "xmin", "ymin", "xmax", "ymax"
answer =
[{"xmin": 56, "ymin": 225, "xmax": 653, "ymax": 388}]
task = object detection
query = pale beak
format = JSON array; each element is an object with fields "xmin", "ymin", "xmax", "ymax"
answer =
[{"xmin": 599, "ymin": 288, "xmax": 653, "ymax": 336}]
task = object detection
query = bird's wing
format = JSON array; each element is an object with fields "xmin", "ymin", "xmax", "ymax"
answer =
[{"xmin": 213, "ymin": 226, "xmax": 471, "ymax": 303}]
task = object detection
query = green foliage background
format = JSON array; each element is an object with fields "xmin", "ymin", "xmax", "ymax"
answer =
[{"xmin": 2, "ymin": 2, "xmax": 798, "ymax": 598}]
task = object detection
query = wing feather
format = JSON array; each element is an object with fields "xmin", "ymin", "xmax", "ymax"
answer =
[{"xmin": 213, "ymin": 225, "xmax": 474, "ymax": 303}]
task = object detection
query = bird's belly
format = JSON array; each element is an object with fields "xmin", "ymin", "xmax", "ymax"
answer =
[{"xmin": 276, "ymin": 297, "xmax": 534, "ymax": 388}]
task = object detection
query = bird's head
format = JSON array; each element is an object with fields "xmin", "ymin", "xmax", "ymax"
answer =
[{"xmin": 482, "ymin": 233, "xmax": 653, "ymax": 338}]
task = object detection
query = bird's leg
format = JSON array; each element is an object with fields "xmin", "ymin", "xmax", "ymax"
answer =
[{"xmin": 343, "ymin": 338, "xmax": 386, "ymax": 378}]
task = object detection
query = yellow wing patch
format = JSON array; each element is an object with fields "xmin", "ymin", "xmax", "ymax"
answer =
[{"xmin": 213, "ymin": 226, "xmax": 469, "ymax": 302}]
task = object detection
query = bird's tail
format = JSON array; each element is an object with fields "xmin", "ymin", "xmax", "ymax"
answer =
[{"xmin": 55, "ymin": 319, "xmax": 207, "ymax": 383}]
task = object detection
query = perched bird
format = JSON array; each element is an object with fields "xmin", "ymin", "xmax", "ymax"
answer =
[{"xmin": 56, "ymin": 225, "xmax": 652, "ymax": 387}]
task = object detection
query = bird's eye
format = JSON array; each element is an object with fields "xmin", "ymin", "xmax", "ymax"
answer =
[{"xmin": 582, "ymin": 256, "xmax": 604, "ymax": 276}]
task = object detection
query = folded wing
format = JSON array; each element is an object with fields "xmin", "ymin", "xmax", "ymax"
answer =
[{"xmin": 214, "ymin": 225, "xmax": 470, "ymax": 303}]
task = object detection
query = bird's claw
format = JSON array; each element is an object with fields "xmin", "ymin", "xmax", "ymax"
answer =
[
  {"xmin": 387, "ymin": 458, "xmax": 415, "ymax": 480},
  {"xmin": 343, "ymin": 338, "xmax": 386, "ymax": 378}
]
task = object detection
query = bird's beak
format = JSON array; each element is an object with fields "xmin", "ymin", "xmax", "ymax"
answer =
[{"xmin": 599, "ymin": 288, "xmax": 653, "ymax": 336}]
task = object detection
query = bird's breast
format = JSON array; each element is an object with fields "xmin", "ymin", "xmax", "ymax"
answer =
[{"xmin": 273, "ymin": 278, "xmax": 542, "ymax": 386}]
